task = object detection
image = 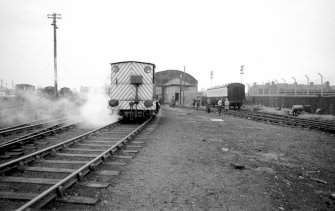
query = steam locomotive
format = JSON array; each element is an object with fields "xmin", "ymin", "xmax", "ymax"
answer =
[{"xmin": 108, "ymin": 61, "xmax": 159, "ymax": 119}]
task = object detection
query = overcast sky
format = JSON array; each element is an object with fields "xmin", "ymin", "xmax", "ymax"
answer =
[{"xmin": 0, "ymin": 0, "xmax": 334, "ymax": 91}]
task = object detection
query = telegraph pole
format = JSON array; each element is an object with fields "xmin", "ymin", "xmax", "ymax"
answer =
[
  {"xmin": 47, "ymin": 13, "xmax": 61, "ymax": 98},
  {"xmin": 183, "ymin": 66, "xmax": 185, "ymax": 105}
]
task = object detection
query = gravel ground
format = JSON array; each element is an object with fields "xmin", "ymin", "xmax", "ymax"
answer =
[{"xmin": 56, "ymin": 105, "xmax": 335, "ymax": 210}]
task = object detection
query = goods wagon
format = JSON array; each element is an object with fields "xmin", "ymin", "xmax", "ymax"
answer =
[
  {"xmin": 42, "ymin": 86, "xmax": 56, "ymax": 99},
  {"xmin": 108, "ymin": 61, "xmax": 159, "ymax": 119},
  {"xmin": 207, "ymin": 83, "xmax": 245, "ymax": 109},
  {"xmin": 14, "ymin": 84, "xmax": 35, "ymax": 101},
  {"xmin": 15, "ymin": 84, "xmax": 35, "ymax": 97},
  {"xmin": 59, "ymin": 87, "xmax": 72, "ymax": 98}
]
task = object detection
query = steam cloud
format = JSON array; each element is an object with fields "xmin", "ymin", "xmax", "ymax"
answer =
[
  {"xmin": 79, "ymin": 89, "xmax": 120, "ymax": 127},
  {"xmin": 0, "ymin": 89, "xmax": 119, "ymax": 128}
]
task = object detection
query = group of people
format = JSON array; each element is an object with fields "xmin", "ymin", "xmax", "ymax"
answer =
[
  {"xmin": 192, "ymin": 99, "xmax": 200, "ymax": 110},
  {"xmin": 171, "ymin": 96, "xmax": 229, "ymax": 115},
  {"xmin": 206, "ymin": 98, "xmax": 230, "ymax": 115}
]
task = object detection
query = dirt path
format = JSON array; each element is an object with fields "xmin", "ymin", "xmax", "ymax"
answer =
[{"xmin": 72, "ymin": 105, "xmax": 334, "ymax": 210}]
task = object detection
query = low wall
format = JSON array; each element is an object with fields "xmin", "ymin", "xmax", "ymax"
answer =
[{"xmin": 245, "ymin": 96, "xmax": 335, "ymax": 115}]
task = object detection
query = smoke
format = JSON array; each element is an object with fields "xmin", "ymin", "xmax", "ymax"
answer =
[
  {"xmin": 79, "ymin": 89, "xmax": 120, "ymax": 127},
  {"xmin": 0, "ymin": 92, "xmax": 77, "ymax": 127},
  {"xmin": 0, "ymin": 88, "xmax": 120, "ymax": 128}
]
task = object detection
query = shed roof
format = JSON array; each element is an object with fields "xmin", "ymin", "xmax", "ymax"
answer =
[{"xmin": 155, "ymin": 70, "xmax": 198, "ymax": 86}]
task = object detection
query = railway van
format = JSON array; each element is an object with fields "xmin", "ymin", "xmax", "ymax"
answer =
[
  {"xmin": 15, "ymin": 84, "xmax": 35, "ymax": 98},
  {"xmin": 207, "ymin": 83, "xmax": 245, "ymax": 109},
  {"xmin": 108, "ymin": 61, "xmax": 158, "ymax": 119}
]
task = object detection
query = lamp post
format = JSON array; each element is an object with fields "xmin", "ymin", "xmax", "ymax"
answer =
[
  {"xmin": 262, "ymin": 81, "xmax": 265, "ymax": 95},
  {"xmin": 318, "ymin": 73, "xmax": 323, "ymax": 96},
  {"xmin": 274, "ymin": 79, "xmax": 279, "ymax": 95},
  {"xmin": 292, "ymin": 77, "xmax": 297, "ymax": 96},
  {"xmin": 305, "ymin": 75, "xmax": 309, "ymax": 96},
  {"xmin": 282, "ymin": 78, "xmax": 287, "ymax": 95}
]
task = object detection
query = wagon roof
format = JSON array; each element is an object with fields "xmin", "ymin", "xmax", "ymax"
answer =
[
  {"xmin": 207, "ymin": 83, "xmax": 244, "ymax": 90},
  {"xmin": 110, "ymin": 61, "xmax": 156, "ymax": 68},
  {"xmin": 15, "ymin": 83, "xmax": 35, "ymax": 87}
]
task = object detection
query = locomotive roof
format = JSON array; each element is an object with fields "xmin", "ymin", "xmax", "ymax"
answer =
[{"xmin": 110, "ymin": 61, "xmax": 156, "ymax": 68}]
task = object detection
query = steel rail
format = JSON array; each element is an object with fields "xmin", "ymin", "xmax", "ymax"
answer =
[
  {"xmin": 15, "ymin": 116, "xmax": 153, "ymax": 211},
  {"xmin": 181, "ymin": 104, "xmax": 335, "ymax": 130},
  {"xmin": 0, "ymin": 121, "xmax": 39, "ymax": 133},
  {"xmin": 0, "ymin": 113, "xmax": 71, "ymax": 133},
  {"xmin": 0, "ymin": 120, "xmax": 69, "ymax": 143},
  {"xmin": 0, "ymin": 120, "xmax": 82, "ymax": 153},
  {"xmin": 0, "ymin": 120, "xmax": 118, "ymax": 174},
  {"xmin": 246, "ymin": 111, "xmax": 335, "ymax": 130},
  {"xmin": 228, "ymin": 110, "xmax": 335, "ymax": 132},
  {"xmin": 252, "ymin": 111, "xmax": 335, "ymax": 127},
  {"xmin": 0, "ymin": 117, "xmax": 68, "ymax": 136}
]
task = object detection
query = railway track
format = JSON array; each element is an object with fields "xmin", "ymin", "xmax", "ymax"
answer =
[
  {"xmin": 0, "ymin": 105, "xmax": 40, "ymax": 127},
  {"xmin": 0, "ymin": 119, "xmax": 84, "ymax": 162},
  {"xmin": 0, "ymin": 116, "xmax": 153, "ymax": 210},
  {"xmin": 227, "ymin": 109, "xmax": 335, "ymax": 133},
  {"xmin": 180, "ymin": 105, "xmax": 335, "ymax": 133},
  {"xmin": 0, "ymin": 111, "xmax": 71, "ymax": 136},
  {"xmin": 0, "ymin": 118, "xmax": 70, "ymax": 137}
]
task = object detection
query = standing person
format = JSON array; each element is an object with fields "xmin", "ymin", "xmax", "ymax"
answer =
[
  {"xmin": 172, "ymin": 96, "xmax": 176, "ymax": 108},
  {"xmin": 224, "ymin": 98, "xmax": 230, "ymax": 112},
  {"xmin": 206, "ymin": 98, "xmax": 211, "ymax": 113},
  {"xmin": 192, "ymin": 99, "xmax": 196, "ymax": 109},
  {"xmin": 217, "ymin": 99, "xmax": 222, "ymax": 115},
  {"xmin": 196, "ymin": 99, "xmax": 200, "ymax": 110}
]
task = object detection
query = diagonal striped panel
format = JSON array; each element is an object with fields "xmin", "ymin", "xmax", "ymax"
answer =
[
  {"xmin": 130, "ymin": 63, "xmax": 153, "ymax": 85},
  {"xmin": 138, "ymin": 85, "xmax": 153, "ymax": 100},
  {"xmin": 129, "ymin": 63, "xmax": 153, "ymax": 100},
  {"xmin": 112, "ymin": 84, "xmax": 135, "ymax": 100},
  {"xmin": 110, "ymin": 61, "xmax": 155, "ymax": 107}
]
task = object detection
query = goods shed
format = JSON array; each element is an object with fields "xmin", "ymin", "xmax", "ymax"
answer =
[{"xmin": 155, "ymin": 70, "xmax": 200, "ymax": 105}]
